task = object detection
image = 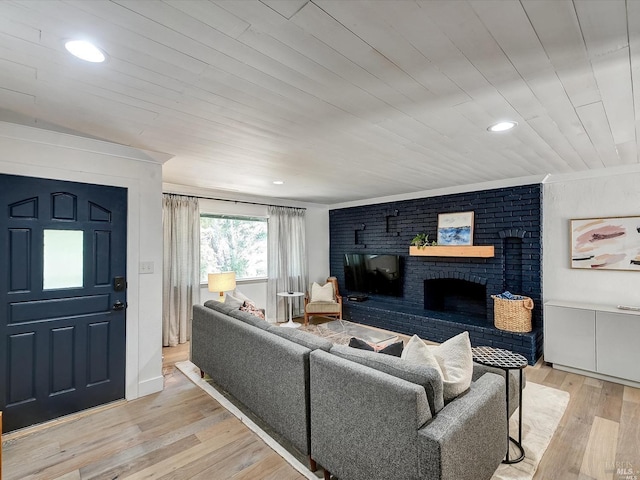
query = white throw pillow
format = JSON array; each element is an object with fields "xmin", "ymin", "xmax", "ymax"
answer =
[
  {"xmin": 401, "ymin": 332, "xmax": 473, "ymax": 402},
  {"xmin": 428, "ymin": 332, "xmax": 473, "ymax": 402},
  {"xmin": 311, "ymin": 282, "xmax": 334, "ymax": 302},
  {"xmin": 401, "ymin": 335, "xmax": 443, "ymax": 375},
  {"xmin": 224, "ymin": 293, "xmax": 244, "ymax": 309},
  {"xmin": 232, "ymin": 289, "xmax": 254, "ymax": 306}
]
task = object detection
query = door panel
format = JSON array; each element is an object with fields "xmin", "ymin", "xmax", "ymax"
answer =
[
  {"xmin": 7, "ymin": 332, "xmax": 36, "ymax": 405},
  {"xmin": 9, "ymin": 228, "xmax": 31, "ymax": 292},
  {"xmin": 50, "ymin": 326, "xmax": 75, "ymax": 394},
  {"xmin": 0, "ymin": 173, "xmax": 127, "ymax": 432},
  {"xmin": 9, "ymin": 295, "xmax": 111, "ymax": 323}
]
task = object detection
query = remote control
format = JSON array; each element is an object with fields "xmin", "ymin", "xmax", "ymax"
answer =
[{"xmin": 617, "ymin": 305, "xmax": 640, "ymax": 311}]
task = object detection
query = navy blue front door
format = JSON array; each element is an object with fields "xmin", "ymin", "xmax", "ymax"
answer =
[{"xmin": 0, "ymin": 174, "xmax": 127, "ymax": 432}]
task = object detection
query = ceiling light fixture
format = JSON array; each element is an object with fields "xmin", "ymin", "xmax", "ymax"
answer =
[
  {"xmin": 487, "ymin": 121, "xmax": 517, "ymax": 132},
  {"xmin": 273, "ymin": 180, "xmax": 284, "ymax": 185},
  {"xmin": 64, "ymin": 40, "xmax": 106, "ymax": 63}
]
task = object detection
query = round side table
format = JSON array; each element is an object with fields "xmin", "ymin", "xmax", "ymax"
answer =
[
  {"xmin": 472, "ymin": 346, "xmax": 527, "ymax": 464},
  {"xmin": 277, "ymin": 291, "xmax": 304, "ymax": 328}
]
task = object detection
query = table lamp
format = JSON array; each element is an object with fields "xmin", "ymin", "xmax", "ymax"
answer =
[{"xmin": 208, "ymin": 271, "xmax": 236, "ymax": 301}]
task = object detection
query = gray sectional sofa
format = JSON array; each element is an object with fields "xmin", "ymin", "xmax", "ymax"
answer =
[
  {"xmin": 311, "ymin": 346, "xmax": 507, "ymax": 480},
  {"xmin": 192, "ymin": 301, "xmax": 523, "ymax": 480},
  {"xmin": 191, "ymin": 301, "xmax": 332, "ymax": 468}
]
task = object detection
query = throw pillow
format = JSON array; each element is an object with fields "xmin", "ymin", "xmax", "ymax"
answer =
[
  {"xmin": 401, "ymin": 334, "xmax": 443, "ymax": 374},
  {"xmin": 402, "ymin": 332, "xmax": 473, "ymax": 402},
  {"xmin": 239, "ymin": 301, "xmax": 265, "ymax": 320},
  {"xmin": 311, "ymin": 282, "xmax": 335, "ymax": 302},
  {"xmin": 348, "ymin": 337, "xmax": 404, "ymax": 357},
  {"xmin": 429, "ymin": 331, "xmax": 473, "ymax": 402},
  {"xmin": 232, "ymin": 289, "xmax": 255, "ymax": 305},
  {"xmin": 224, "ymin": 293, "xmax": 244, "ymax": 309}
]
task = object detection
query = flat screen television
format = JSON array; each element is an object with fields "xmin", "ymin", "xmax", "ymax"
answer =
[{"xmin": 343, "ymin": 253, "xmax": 402, "ymax": 297}]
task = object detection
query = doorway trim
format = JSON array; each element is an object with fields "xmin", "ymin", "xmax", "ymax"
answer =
[{"xmin": 0, "ymin": 122, "xmax": 171, "ymax": 402}]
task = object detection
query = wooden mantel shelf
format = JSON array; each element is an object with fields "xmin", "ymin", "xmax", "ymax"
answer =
[{"xmin": 409, "ymin": 245, "xmax": 495, "ymax": 258}]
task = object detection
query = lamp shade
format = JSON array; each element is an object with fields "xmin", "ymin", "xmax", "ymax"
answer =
[{"xmin": 208, "ymin": 272, "xmax": 237, "ymax": 298}]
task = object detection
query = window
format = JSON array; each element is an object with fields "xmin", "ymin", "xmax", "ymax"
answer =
[
  {"xmin": 200, "ymin": 215, "xmax": 268, "ymax": 283},
  {"xmin": 43, "ymin": 229, "xmax": 84, "ymax": 289}
]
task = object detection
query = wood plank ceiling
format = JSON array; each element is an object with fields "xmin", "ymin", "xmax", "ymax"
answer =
[{"xmin": 0, "ymin": 0, "xmax": 638, "ymax": 204}]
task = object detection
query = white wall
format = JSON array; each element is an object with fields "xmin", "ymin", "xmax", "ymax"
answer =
[
  {"xmin": 0, "ymin": 122, "xmax": 168, "ymax": 400},
  {"xmin": 543, "ymin": 167, "xmax": 640, "ymax": 307},
  {"xmin": 163, "ymin": 183, "xmax": 330, "ymax": 311}
]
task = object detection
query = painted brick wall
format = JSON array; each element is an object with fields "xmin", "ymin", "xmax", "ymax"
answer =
[{"xmin": 329, "ymin": 184, "xmax": 543, "ymax": 363}]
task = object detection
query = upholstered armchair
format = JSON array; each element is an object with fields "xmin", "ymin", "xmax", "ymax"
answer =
[{"xmin": 304, "ymin": 276, "xmax": 342, "ymax": 326}]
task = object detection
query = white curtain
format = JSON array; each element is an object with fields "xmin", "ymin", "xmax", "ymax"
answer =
[
  {"xmin": 267, "ymin": 206, "xmax": 308, "ymax": 322},
  {"xmin": 162, "ymin": 194, "xmax": 200, "ymax": 347}
]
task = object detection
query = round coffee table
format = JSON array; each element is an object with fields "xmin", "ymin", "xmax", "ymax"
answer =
[{"xmin": 472, "ymin": 346, "xmax": 527, "ymax": 464}]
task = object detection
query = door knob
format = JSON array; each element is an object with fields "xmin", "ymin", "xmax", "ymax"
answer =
[{"xmin": 113, "ymin": 301, "xmax": 126, "ymax": 311}]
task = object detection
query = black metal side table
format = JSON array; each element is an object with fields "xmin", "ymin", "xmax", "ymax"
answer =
[{"xmin": 472, "ymin": 346, "xmax": 527, "ymax": 464}]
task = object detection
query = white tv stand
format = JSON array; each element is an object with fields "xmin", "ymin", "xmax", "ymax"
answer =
[{"xmin": 544, "ymin": 300, "xmax": 640, "ymax": 388}]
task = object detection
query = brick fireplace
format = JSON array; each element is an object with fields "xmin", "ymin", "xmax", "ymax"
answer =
[{"xmin": 329, "ymin": 183, "xmax": 543, "ymax": 364}]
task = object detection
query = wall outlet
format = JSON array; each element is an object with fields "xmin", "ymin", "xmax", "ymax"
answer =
[{"xmin": 139, "ymin": 261, "xmax": 154, "ymax": 274}]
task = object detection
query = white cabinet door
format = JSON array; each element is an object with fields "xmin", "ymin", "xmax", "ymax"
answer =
[
  {"xmin": 596, "ymin": 311, "xmax": 640, "ymax": 382},
  {"xmin": 545, "ymin": 305, "xmax": 596, "ymax": 371}
]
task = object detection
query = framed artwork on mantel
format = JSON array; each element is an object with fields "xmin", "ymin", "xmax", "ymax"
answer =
[
  {"xmin": 437, "ymin": 211, "xmax": 474, "ymax": 246},
  {"xmin": 571, "ymin": 216, "xmax": 640, "ymax": 271}
]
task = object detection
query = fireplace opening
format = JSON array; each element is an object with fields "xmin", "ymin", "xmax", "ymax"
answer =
[{"xmin": 424, "ymin": 278, "xmax": 487, "ymax": 320}]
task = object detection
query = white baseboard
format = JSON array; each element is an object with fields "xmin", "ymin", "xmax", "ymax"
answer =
[
  {"xmin": 551, "ymin": 364, "xmax": 640, "ymax": 388},
  {"xmin": 138, "ymin": 375, "xmax": 164, "ymax": 397}
]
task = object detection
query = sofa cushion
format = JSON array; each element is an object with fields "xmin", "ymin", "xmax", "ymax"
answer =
[
  {"xmin": 402, "ymin": 332, "xmax": 473, "ymax": 403},
  {"xmin": 330, "ymin": 344, "xmax": 444, "ymax": 415},
  {"xmin": 311, "ymin": 281, "xmax": 334, "ymax": 302},
  {"xmin": 270, "ymin": 327, "xmax": 333, "ymax": 352},
  {"xmin": 204, "ymin": 299, "xmax": 237, "ymax": 316},
  {"xmin": 227, "ymin": 307, "xmax": 271, "ymax": 330},
  {"xmin": 305, "ymin": 301, "xmax": 340, "ymax": 314},
  {"xmin": 206, "ymin": 298, "xmax": 269, "ymax": 329},
  {"xmin": 348, "ymin": 337, "xmax": 404, "ymax": 357}
]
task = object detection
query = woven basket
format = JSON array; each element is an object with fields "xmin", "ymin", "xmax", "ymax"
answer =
[{"xmin": 492, "ymin": 295, "xmax": 534, "ymax": 332}]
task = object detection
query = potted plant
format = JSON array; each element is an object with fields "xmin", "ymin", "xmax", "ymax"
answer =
[{"xmin": 411, "ymin": 233, "xmax": 437, "ymax": 248}]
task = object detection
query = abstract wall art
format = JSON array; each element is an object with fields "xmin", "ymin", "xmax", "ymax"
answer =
[
  {"xmin": 437, "ymin": 211, "xmax": 474, "ymax": 246},
  {"xmin": 571, "ymin": 216, "xmax": 640, "ymax": 271}
]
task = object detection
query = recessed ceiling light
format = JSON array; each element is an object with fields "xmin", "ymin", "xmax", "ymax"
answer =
[
  {"xmin": 273, "ymin": 180, "xmax": 284, "ymax": 185},
  {"xmin": 64, "ymin": 40, "xmax": 106, "ymax": 63},
  {"xmin": 487, "ymin": 121, "xmax": 517, "ymax": 132}
]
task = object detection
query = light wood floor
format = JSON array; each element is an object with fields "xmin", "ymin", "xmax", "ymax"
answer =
[
  {"xmin": 3, "ymin": 328, "xmax": 640, "ymax": 480},
  {"xmin": 528, "ymin": 362, "xmax": 640, "ymax": 480}
]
